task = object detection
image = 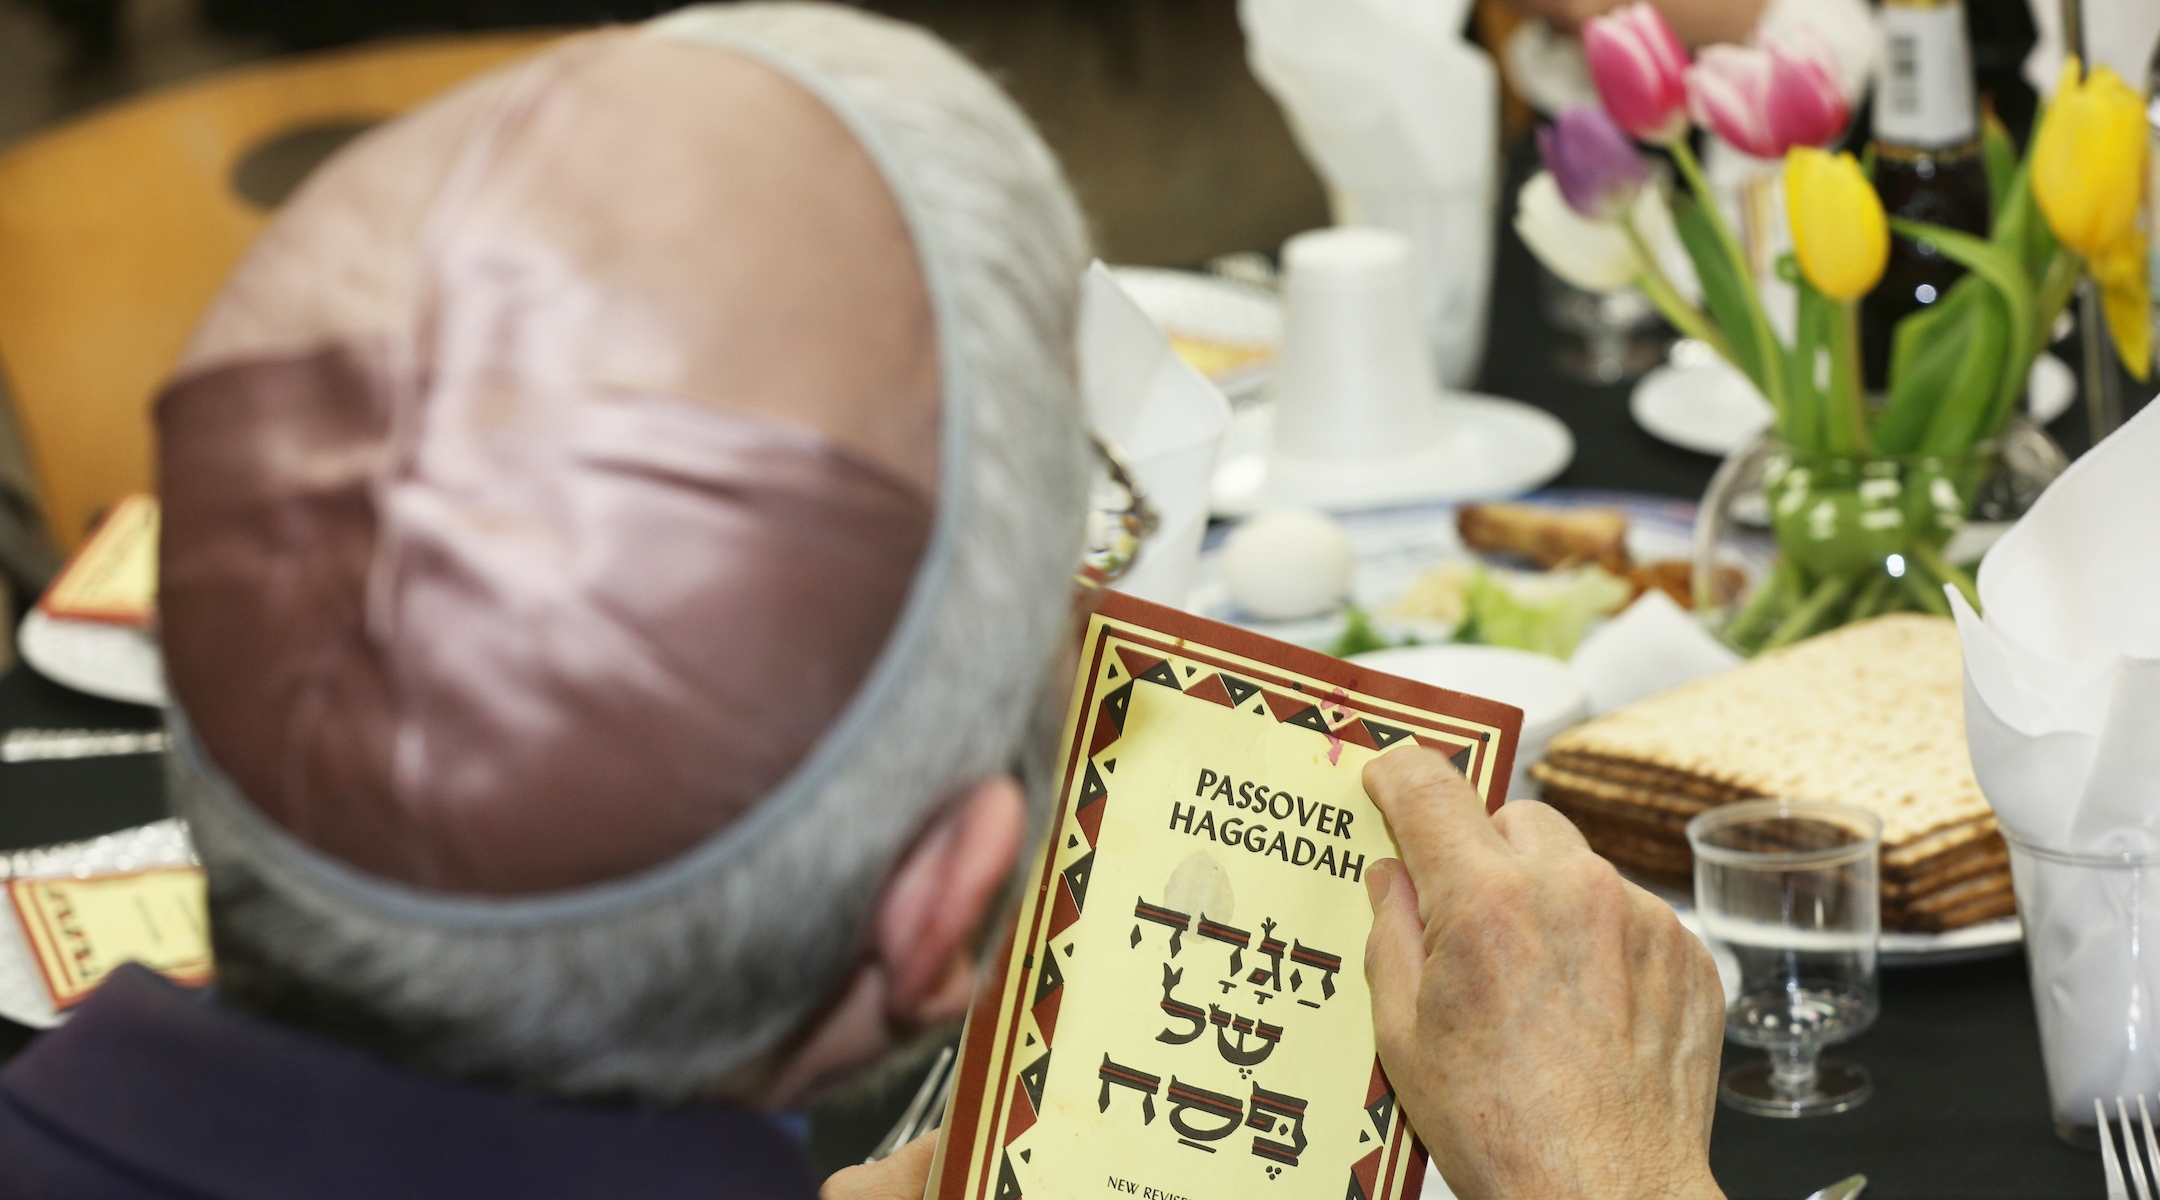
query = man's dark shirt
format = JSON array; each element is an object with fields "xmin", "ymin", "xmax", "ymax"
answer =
[{"xmin": 0, "ymin": 965, "xmax": 822, "ymax": 1198}]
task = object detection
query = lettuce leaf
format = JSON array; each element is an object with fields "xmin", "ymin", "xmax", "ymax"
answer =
[{"xmin": 1457, "ymin": 566, "xmax": 1633, "ymax": 659}]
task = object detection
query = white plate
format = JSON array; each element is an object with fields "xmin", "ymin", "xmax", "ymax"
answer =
[
  {"xmin": 1630, "ymin": 357, "xmax": 1774, "ymax": 458},
  {"xmin": 1210, "ymin": 394, "xmax": 1576, "ymax": 518},
  {"xmin": 1188, "ymin": 489, "xmax": 1767, "ymax": 651},
  {"xmin": 0, "ymin": 819, "xmax": 198, "ymax": 1029},
  {"xmin": 1501, "ymin": 18, "xmax": 1599, "ymax": 116},
  {"xmin": 18, "ymin": 608, "xmax": 166, "ymax": 707},
  {"xmin": 1634, "ymin": 874, "xmax": 2022, "ymax": 970},
  {"xmin": 1350, "ymin": 644, "xmax": 1588, "ymax": 800},
  {"xmin": 1631, "ymin": 353, "xmax": 2083, "ymax": 457},
  {"xmin": 1108, "ymin": 265, "xmax": 1282, "ymax": 404}
]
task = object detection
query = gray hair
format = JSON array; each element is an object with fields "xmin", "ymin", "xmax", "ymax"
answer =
[{"xmin": 171, "ymin": 2, "xmax": 1092, "ymax": 1102}]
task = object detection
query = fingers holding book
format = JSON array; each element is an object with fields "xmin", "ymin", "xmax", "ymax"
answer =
[
  {"xmin": 1357, "ymin": 745, "xmax": 1728, "ymax": 1200},
  {"xmin": 1361, "ymin": 746, "xmax": 1510, "ymax": 893}
]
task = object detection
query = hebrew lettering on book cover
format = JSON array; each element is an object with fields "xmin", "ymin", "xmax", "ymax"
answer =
[{"xmin": 929, "ymin": 593, "xmax": 1521, "ymax": 1200}]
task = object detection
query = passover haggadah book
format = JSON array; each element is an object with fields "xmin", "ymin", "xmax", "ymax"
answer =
[{"xmin": 929, "ymin": 592, "xmax": 1522, "ymax": 1200}]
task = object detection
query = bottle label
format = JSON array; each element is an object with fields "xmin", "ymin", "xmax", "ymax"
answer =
[{"xmin": 1877, "ymin": 3, "xmax": 1977, "ymax": 147}]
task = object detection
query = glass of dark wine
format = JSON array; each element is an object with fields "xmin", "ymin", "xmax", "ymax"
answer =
[{"xmin": 1687, "ymin": 798, "xmax": 1883, "ymax": 1118}]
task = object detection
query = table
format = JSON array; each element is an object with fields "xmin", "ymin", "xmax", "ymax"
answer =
[
  {"xmin": 0, "ymin": 165, "xmax": 2110, "ymax": 1198},
  {"xmin": 793, "ymin": 958, "xmax": 2099, "ymax": 1197},
  {"xmin": 0, "ymin": 664, "xmax": 164, "ymax": 1065}
]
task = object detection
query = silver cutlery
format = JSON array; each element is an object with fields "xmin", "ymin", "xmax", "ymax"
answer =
[
  {"xmin": 2102, "ymin": 1095, "xmax": 2160, "ymax": 1200},
  {"xmin": 865, "ymin": 1043, "xmax": 956, "ymax": 1163},
  {"xmin": 1, "ymin": 727, "xmax": 169, "ymax": 763},
  {"xmin": 1801, "ymin": 1173, "xmax": 1867, "ymax": 1200}
]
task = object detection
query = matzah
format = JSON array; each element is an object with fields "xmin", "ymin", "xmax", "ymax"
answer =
[{"xmin": 1533, "ymin": 615, "xmax": 2008, "ymax": 931}]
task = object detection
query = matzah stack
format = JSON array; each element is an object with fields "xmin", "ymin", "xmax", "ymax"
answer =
[{"xmin": 1530, "ymin": 614, "xmax": 2010, "ymax": 931}]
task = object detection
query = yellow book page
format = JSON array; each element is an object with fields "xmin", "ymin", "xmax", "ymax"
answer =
[
  {"xmin": 40, "ymin": 493, "xmax": 159, "ymax": 625},
  {"xmin": 930, "ymin": 593, "xmax": 1519, "ymax": 1200},
  {"xmin": 9, "ymin": 867, "xmax": 212, "ymax": 1008}
]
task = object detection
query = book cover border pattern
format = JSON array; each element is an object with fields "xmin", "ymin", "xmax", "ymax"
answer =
[{"xmin": 934, "ymin": 593, "xmax": 1521, "ymax": 1200}]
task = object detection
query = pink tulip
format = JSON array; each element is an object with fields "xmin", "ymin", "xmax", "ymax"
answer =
[
  {"xmin": 1685, "ymin": 34, "xmax": 1852, "ymax": 159},
  {"xmin": 1582, "ymin": 3, "xmax": 1691, "ymax": 144}
]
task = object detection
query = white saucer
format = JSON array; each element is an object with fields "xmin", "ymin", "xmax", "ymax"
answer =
[
  {"xmin": 1632, "ymin": 352, "xmax": 2083, "ymax": 458},
  {"xmin": 17, "ymin": 608, "xmax": 166, "ymax": 707},
  {"xmin": 1209, "ymin": 393, "xmax": 1575, "ymax": 517},
  {"xmin": 1630, "ymin": 357, "xmax": 1772, "ymax": 457}
]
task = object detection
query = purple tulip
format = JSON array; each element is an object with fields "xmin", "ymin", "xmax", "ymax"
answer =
[{"xmin": 1538, "ymin": 106, "xmax": 1650, "ymax": 219}]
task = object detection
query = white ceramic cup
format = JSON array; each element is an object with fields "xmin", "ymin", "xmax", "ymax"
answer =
[{"xmin": 1267, "ymin": 227, "xmax": 1448, "ymax": 468}]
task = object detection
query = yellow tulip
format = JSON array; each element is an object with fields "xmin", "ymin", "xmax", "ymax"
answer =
[
  {"xmin": 2089, "ymin": 227, "xmax": 2154, "ymax": 381},
  {"xmin": 2032, "ymin": 58, "xmax": 2147, "ymax": 257},
  {"xmin": 1784, "ymin": 148, "xmax": 1889, "ymax": 303}
]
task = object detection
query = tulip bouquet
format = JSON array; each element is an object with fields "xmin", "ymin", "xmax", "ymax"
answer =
[{"xmin": 1518, "ymin": 3, "xmax": 2152, "ymax": 653}]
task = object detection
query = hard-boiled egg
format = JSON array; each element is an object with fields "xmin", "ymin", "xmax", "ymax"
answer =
[{"xmin": 1219, "ymin": 508, "xmax": 1354, "ymax": 620}]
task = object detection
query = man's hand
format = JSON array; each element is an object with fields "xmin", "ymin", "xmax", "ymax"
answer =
[
  {"xmin": 823, "ymin": 1131, "xmax": 938, "ymax": 1200},
  {"xmin": 1360, "ymin": 747, "xmax": 1727, "ymax": 1200}
]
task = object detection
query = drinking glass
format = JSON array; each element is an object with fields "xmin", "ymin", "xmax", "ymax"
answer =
[
  {"xmin": 1537, "ymin": 267, "xmax": 1663, "ymax": 384},
  {"xmin": 1686, "ymin": 798, "xmax": 1883, "ymax": 1118},
  {"xmin": 2003, "ymin": 832, "xmax": 2160, "ymax": 1145}
]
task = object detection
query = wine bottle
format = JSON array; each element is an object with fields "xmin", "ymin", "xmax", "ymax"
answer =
[{"xmin": 1862, "ymin": 0, "xmax": 1993, "ymax": 390}]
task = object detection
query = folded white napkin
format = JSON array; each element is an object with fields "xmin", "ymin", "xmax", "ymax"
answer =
[
  {"xmin": 1240, "ymin": 0, "xmax": 1496, "ymax": 389},
  {"xmin": 1952, "ymin": 400, "xmax": 2160, "ymax": 1124},
  {"xmin": 1078, "ymin": 263, "xmax": 1233, "ymax": 607},
  {"xmin": 1952, "ymin": 399, "xmax": 2160, "ymax": 855},
  {"xmin": 1568, "ymin": 590, "xmax": 1743, "ymax": 715},
  {"xmin": 2025, "ymin": 0, "xmax": 2160, "ymax": 98}
]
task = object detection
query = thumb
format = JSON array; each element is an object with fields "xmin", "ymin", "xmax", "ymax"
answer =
[
  {"xmin": 1362, "ymin": 859, "xmax": 1426, "ymax": 1053},
  {"xmin": 822, "ymin": 1130, "xmax": 940, "ymax": 1200}
]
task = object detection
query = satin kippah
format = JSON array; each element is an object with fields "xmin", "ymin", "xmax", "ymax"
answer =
[{"xmin": 159, "ymin": 30, "xmax": 945, "ymax": 896}]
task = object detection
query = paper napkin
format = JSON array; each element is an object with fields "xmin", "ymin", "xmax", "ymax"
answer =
[
  {"xmin": 1951, "ymin": 400, "xmax": 2160, "ymax": 854},
  {"xmin": 2024, "ymin": 0, "xmax": 2160, "ymax": 101},
  {"xmin": 1240, "ymin": 0, "xmax": 1497, "ymax": 388},
  {"xmin": 1078, "ymin": 263, "xmax": 1233, "ymax": 608},
  {"xmin": 1568, "ymin": 590, "xmax": 1743, "ymax": 715},
  {"xmin": 1951, "ymin": 400, "xmax": 2160, "ymax": 1123}
]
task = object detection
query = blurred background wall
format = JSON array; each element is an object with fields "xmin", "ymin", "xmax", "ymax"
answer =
[
  {"xmin": 0, "ymin": 0, "xmax": 2045, "ymax": 268},
  {"xmin": 0, "ymin": 0, "xmax": 1333, "ymax": 267}
]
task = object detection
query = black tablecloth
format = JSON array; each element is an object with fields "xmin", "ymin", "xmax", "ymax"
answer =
[{"xmin": 0, "ymin": 183, "xmax": 2110, "ymax": 1197}]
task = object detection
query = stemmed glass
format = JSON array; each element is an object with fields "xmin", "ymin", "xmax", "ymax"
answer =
[
  {"xmin": 1687, "ymin": 798, "xmax": 1884, "ymax": 1118},
  {"xmin": 1538, "ymin": 267, "xmax": 1665, "ymax": 384}
]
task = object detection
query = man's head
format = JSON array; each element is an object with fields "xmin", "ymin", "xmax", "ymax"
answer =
[{"xmin": 156, "ymin": 2, "xmax": 1091, "ymax": 1103}]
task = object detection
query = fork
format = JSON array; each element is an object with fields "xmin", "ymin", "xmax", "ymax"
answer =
[
  {"xmin": 865, "ymin": 1044, "xmax": 957, "ymax": 1163},
  {"xmin": 2099, "ymin": 1095, "xmax": 2160, "ymax": 1200}
]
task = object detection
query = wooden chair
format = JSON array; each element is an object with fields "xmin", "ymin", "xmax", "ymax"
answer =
[{"xmin": 0, "ymin": 31, "xmax": 559, "ymax": 552}]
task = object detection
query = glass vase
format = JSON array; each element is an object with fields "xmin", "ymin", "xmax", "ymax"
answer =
[{"xmin": 1690, "ymin": 418, "xmax": 2067, "ymax": 654}]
